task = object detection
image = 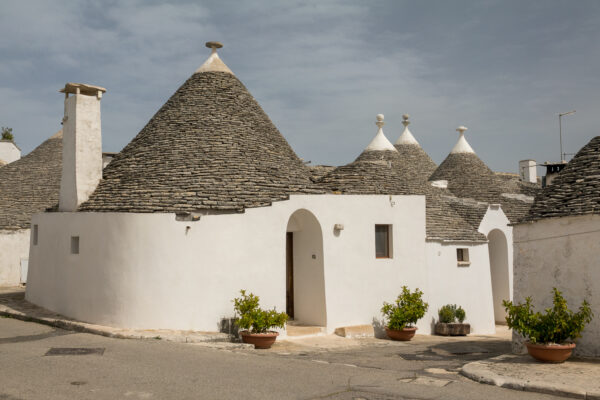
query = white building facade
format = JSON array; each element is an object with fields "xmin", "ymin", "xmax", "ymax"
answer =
[
  {"xmin": 25, "ymin": 42, "xmax": 533, "ymax": 336},
  {"xmin": 513, "ymin": 136, "xmax": 600, "ymax": 358}
]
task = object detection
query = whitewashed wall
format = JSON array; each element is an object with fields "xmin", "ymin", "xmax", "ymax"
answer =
[
  {"xmin": 0, "ymin": 141, "xmax": 21, "ymax": 164},
  {"xmin": 478, "ymin": 206, "xmax": 513, "ymax": 323},
  {"xmin": 0, "ymin": 229, "xmax": 30, "ymax": 286},
  {"xmin": 26, "ymin": 194, "xmax": 430, "ymax": 333},
  {"xmin": 513, "ymin": 214, "xmax": 600, "ymax": 358},
  {"xmin": 426, "ymin": 241, "xmax": 495, "ymax": 334}
]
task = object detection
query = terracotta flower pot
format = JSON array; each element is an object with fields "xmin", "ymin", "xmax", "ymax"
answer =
[
  {"xmin": 525, "ymin": 342, "xmax": 576, "ymax": 363},
  {"xmin": 385, "ymin": 326, "xmax": 417, "ymax": 341},
  {"xmin": 240, "ymin": 331, "xmax": 279, "ymax": 349}
]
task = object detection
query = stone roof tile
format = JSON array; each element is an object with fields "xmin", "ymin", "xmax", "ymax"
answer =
[
  {"xmin": 0, "ymin": 131, "xmax": 62, "ymax": 230},
  {"xmin": 524, "ymin": 136, "xmax": 600, "ymax": 221},
  {"xmin": 80, "ymin": 69, "xmax": 320, "ymax": 213}
]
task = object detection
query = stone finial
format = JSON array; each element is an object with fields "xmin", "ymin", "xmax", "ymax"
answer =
[
  {"xmin": 450, "ymin": 125, "xmax": 475, "ymax": 154},
  {"xmin": 376, "ymin": 114, "xmax": 385, "ymax": 128},
  {"xmin": 196, "ymin": 41, "xmax": 233, "ymax": 74},
  {"xmin": 205, "ymin": 41, "xmax": 223, "ymax": 53},
  {"xmin": 402, "ymin": 114, "xmax": 410, "ymax": 127}
]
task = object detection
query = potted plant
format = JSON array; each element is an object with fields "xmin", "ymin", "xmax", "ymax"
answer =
[
  {"xmin": 435, "ymin": 304, "xmax": 470, "ymax": 336},
  {"xmin": 503, "ymin": 288, "xmax": 593, "ymax": 363},
  {"xmin": 381, "ymin": 286, "xmax": 428, "ymax": 341},
  {"xmin": 232, "ymin": 290, "xmax": 288, "ymax": 349}
]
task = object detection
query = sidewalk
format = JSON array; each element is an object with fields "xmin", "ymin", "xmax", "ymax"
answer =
[
  {"xmin": 0, "ymin": 286, "xmax": 239, "ymax": 345},
  {"xmin": 461, "ymin": 354, "xmax": 600, "ymax": 399}
]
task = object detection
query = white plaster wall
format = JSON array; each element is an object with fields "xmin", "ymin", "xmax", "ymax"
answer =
[
  {"xmin": 26, "ymin": 194, "xmax": 427, "ymax": 333},
  {"xmin": 0, "ymin": 141, "xmax": 21, "ymax": 164},
  {"xmin": 513, "ymin": 215, "xmax": 600, "ymax": 358},
  {"xmin": 488, "ymin": 229, "xmax": 510, "ymax": 322},
  {"xmin": 478, "ymin": 206, "xmax": 514, "ymax": 303},
  {"xmin": 59, "ymin": 94, "xmax": 102, "ymax": 212},
  {"xmin": 426, "ymin": 241, "xmax": 496, "ymax": 334},
  {"xmin": 0, "ymin": 229, "xmax": 30, "ymax": 286},
  {"xmin": 287, "ymin": 209, "xmax": 327, "ymax": 326}
]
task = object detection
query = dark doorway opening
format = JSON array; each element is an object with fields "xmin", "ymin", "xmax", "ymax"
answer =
[{"xmin": 286, "ymin": 232, "xmax": 294, "ymax": 318}]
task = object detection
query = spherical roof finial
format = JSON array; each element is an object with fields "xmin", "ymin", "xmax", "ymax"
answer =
[
  {"xmin": 402, "ymin": 113, "xmax": 410, "ymax": 127},
  {"xmin": 376, "ymin": 114, "xmax": 385, "ymax": 128}
]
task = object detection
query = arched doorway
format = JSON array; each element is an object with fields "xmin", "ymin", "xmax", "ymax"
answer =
[
  {"xmin": 488, "ymin": 229, "xmax": 510, "ymax": 323},
  {"xmin": 286, "ymin": 209, "xmax": 327, "ymax": 326}
]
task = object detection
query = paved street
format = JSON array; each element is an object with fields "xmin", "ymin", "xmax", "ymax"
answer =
[{"xmin": 0, "ymin": 317, "xmax": 569, "ymax": 400}]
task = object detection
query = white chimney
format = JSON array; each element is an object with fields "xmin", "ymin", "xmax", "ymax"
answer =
[
  {"xmin": 519, "ymin": 159, "xmax": 537, "ymax": 183},
  {"xmin": 58, "ymin": 83, "xmax": 106, "ymax": 212}
]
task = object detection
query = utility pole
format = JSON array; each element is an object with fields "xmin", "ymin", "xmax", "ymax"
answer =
[{"xmin": 559, "ymin": 110, "xmax": 575, "ymax": 161}]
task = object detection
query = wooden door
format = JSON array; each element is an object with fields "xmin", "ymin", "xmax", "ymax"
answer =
[{"xmin": 286, "ymin": 232, "xmax": 294, "ymax": 318}]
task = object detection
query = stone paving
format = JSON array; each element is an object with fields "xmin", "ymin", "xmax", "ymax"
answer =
[
  {"xmin": 462, "ymin": 354, "xmax": 600, "ymax": 399},
  {"xmin": 2, "ymin": 285, "xmax": 599, "ymax": 398}
]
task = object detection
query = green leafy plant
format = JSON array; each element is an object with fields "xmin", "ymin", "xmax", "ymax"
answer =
[
  {"xmin": 455, "ymin": 306, "xmax": 466, "ymax": 323},
  {"xmin": 437, "ymin": 304, "xmax": 467, "ymax": 323},
  {"xmin": 1, "ymin": 127, "xmax": 13, "ymax": 141},
  {"xmin": 438, "ymin": 304, "xmax": 456, "ymax": 323},
  {"xmin": 232, "ymin": 290, "xmax": 288, "ymax": 334},
  {"xmin": 381, "ymin": 286, "xmax": 429, "ymax": 330},
  {"xmin": 503, "ymin": 288, "xmax": 593, "ymax": 345}
]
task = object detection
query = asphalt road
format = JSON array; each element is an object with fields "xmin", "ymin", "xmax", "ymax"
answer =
[{"xmin": 0, "ymin": 317, "xmax": 564, "ymax": 400}]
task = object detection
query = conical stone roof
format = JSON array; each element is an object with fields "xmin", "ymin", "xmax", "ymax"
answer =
[
  {"xmin": 524, "ymin": 136, "xmax": 600, "ymax": 222},
  {"xmin": 0, "ymin": 131, "xmax": 63, "ymax": 230},
  {"xmin": 317, "ymin": 118, "xmax": 485, "ymax": 242},
  {"xmin": 394, "ymin": 115, "xmax": 437, "ymax": 182},
  {"xmin": 80, "ymin": 44, "xmax": 319, "ymax": 213},
  {"xmin": 429, "ymin": 127, "xmax": 539, "ymax": 224}
]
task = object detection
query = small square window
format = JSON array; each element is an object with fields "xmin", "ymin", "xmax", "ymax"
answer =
[
  {"xmin": 33, "ymin": 225, "xmax": 38, "ymax": 246},
  {"xmin": 375, "ymin": 225, "xmax": 392, "ymax": 259},
  {"xmin": 457, "ymin": 248, "xmax": 470, "ymax": 266},
  {"xmin": 71, "ymin": 236, "xmax": 79, "ymax": 255}
]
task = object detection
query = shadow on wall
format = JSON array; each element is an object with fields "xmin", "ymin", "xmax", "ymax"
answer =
[
  {"xmin": 219, "ymin": 317, "xmax": 239, "ymax": 339},
  {"xmin": 372, "ymin": 317, "xmax": 387, "ymax": 339}
]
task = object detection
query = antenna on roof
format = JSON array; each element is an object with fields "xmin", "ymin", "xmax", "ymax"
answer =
[{"xmin": 558, "ymin": 110, "xmax": 575, "ymax": 162}]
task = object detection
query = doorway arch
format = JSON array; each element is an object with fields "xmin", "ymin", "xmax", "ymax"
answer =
[
  {"xmin": 286, "ymin": 209, "xmax": 327, "ymax": 326},
  {"xmin": 488, "ymin": 229, "xmax": 510, "ymax": 323}
]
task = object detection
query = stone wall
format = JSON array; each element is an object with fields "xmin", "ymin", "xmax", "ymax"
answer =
[{"xmin": 513, "ymin": 214, "xmax": 600, "ymax": 357}]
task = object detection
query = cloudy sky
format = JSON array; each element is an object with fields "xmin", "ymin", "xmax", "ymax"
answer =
[{"xmin": 1, "ymin": 1, "xmax": 599, "ymax": 172}]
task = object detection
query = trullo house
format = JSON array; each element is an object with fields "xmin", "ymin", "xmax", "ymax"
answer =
[
  {"xmin": 513, "ymin": 136, "xmax": 600, "ymax": 358},
  {"xmin": 25, "ymin": 42, "xmax": 538, "ymax": 335}
]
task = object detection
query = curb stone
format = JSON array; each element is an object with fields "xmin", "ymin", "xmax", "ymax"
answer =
[{"xmin": 460, "ymin": 355, "xmax": 593, "ymax": 399}]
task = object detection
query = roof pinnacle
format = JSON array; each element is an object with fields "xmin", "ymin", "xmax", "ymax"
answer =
[
  {"xmin": 205, "ymin": 41, "xmax": 223, "ymax": 54},
  {"xmin": 450, "ymin": 125, "xmax": 475, "ymax": 154},
  {"xmin": 402, "ymin": 114, "xmax": 410, "ymax": 127},
  {"xmin": 395, "ymin": 113, "xmax": 420, "ymax": 146},
  {"xmin": 365, "ymin": 114, "xmax": 396, "ymax": 152},
  {"xmin": 195, "ymin": 41, "xmax": 233, "ymax": 75}
]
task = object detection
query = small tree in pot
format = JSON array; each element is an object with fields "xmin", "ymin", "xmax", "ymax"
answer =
[
  {"xmin": 435, "ymin": 304, "xmax": 470, "ymax": 336},
  {"xmin": 503, "ymin": 288, "xmax": 593, "ymax": 363},
  {"xmin": 233, "ymin": 290, "xmax": 288, "ymax": 349},
  {"xmin": 381, "ymin": 286, "xmax": 428, "ymax": 341}
]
